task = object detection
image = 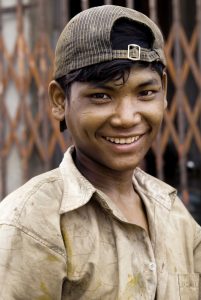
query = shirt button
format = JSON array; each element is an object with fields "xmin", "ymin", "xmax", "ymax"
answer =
[{"xmin": 149, "ymin": 262, "xmax": 156, "ymax": 271}]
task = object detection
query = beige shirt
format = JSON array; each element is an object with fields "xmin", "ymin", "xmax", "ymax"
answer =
[{"xmin": 0, "ymin": 147, "xmax": 201, "ymax": 300}]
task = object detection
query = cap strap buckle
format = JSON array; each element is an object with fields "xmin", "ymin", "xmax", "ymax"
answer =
[{"xmin": 128, "ymin": 44, "xmax": 141, "ymax": 61}]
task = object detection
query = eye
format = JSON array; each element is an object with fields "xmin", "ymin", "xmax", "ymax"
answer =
[
  {"xmin": 90, "ymin": 93, "xmax": 111, "ymax": 103},
  {"xmin": 92, "ymin": 93, "xmax": 110, "ymax": 99},
  {"xmin": 138, "ymin": 89, "xmax": 158, "ymax": 100},
  {"xmin": 140, "ymin": 90, "xmax": 154, "ymax": 96}
]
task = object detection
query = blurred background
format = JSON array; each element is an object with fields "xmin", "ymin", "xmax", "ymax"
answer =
[{"xmin": 0, "ymin": 0, "xmax": 201, "ymax": 223}]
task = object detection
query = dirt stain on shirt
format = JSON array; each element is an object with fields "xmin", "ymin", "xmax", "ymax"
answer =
[
  {"xmin": 36, "ymin": 282, "xmax": 52, "ymax": 300},
  {"xmin": 46, "ymin": 254, "xmax": 60, "ymax": 262},
  {"xmin": 62, "ymin": 230, "xmax": 74, "ymax": 276},
  {"xmin": 119, "ymin": 274, "xmax": 145, "ymax": 300}
]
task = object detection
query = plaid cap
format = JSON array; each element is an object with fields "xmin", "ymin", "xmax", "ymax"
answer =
[{"xmin": 54, "ymin": 5, "xmax": 166, "ymax": 79}]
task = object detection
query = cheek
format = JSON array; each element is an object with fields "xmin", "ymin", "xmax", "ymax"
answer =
[
  {"xmin": 78, "ymin": 108, "xmax": 109, "ymax": 126},
  {"xmin": 66, "ymin": 108, "xmax": 105, "ymax": 136},
  {"xmin": 146, "ymin": 102, "xmax": 165, "ymax": 125}
]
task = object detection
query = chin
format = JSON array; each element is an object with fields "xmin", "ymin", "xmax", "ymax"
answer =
[{"xmin": 108, "ymin": 161, "xmax": 140, "ymax": 172}]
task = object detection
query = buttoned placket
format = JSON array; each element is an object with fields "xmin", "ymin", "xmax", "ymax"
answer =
[
  {"xmin": 96, "ymin": 191, "xmax": 158, "ymax": 300},
  {"xmin": 134, "ymin": 184, "xmax": 171, "ymax": 300},
  {"xmin": 142, "ymin": 231, "xmax": 158, "ymax": 300}
]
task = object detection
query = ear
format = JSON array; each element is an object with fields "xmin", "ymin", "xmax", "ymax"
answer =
[
  {"xmin": 48, "ymin": 80, "xmax": 65, "ymax": 121},
  {"xmin": 162, "ymin": 71, "xmax": 168, "ymax": 109}
]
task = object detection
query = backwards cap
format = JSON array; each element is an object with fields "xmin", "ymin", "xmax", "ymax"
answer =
[{"xmin": 54, "ymin": 5, "xmax": 166, "ymax": 79}]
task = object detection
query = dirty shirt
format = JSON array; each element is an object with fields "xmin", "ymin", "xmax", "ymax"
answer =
[{"xmin": 0, "ymin": 147, "xmax": 201, "ymax": 300}]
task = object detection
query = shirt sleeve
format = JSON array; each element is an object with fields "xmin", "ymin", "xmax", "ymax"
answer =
[
  {"xmin": 193, "ymin": 222, "xmax": 201, "ymax": 272},
  {"xmin": 0, "ymin": 223, "xmax": 67, "ymax": 300}
]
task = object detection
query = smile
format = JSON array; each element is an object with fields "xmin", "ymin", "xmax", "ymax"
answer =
[{"xmin": 105, "ymin": 136, "xmax": 140, "ymax": 144}]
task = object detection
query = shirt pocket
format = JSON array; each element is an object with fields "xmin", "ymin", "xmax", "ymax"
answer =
[{"xmin": 178, "ymin": 273, "xmax": 200, "ymax": 300}]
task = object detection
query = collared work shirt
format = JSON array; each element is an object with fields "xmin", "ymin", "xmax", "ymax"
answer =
[{"xmin": 0, "ymin": 147, "xmax": 201, "ymax": 299}]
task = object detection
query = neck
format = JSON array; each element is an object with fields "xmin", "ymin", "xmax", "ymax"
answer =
[
  {"xmin": 73, "ymin": 149, "xmax": 149, "ymax": 232},
  {"xmin": 74, "ymin": 150, "xmax": 135, "ymax": 199}
]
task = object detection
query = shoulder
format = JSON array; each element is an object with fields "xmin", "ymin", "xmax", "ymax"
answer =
[
  {"xmin": 0, "ymin": 168, "xmax": 63, "ymax": 221},
  {"xmin": 0, "ymin": 168, "xmax": 65, "ymax": 254},
  {"xmin": 134, "ymin": 167, "xmax": 198, "ymax": 229}
]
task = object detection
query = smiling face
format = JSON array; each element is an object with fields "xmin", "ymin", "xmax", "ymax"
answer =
[{"xmin": 50, "ymin": 64, "xmax": 167, "ymax": 175}]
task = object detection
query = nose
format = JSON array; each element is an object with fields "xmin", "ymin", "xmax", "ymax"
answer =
[{"xmin": 110, "ymin": 97, "xmax": 141, "ymax": 128}]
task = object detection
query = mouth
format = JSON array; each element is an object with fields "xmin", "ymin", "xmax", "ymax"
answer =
[{"xmin": 105, "ymin": 135, "xmax": 141, "ymax": 145}]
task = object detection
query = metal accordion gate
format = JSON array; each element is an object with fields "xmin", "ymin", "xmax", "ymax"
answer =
[{"xmin": 0, "ymin": 0, "xmax": 201, "ymax": 220}]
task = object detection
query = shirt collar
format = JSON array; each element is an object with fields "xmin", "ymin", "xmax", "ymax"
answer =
[
  {"xmin": 59, "ymin": 146, "xmax": 177, "ymax": 214},
  {"xmin": 59, "ymin": 146, "xmax": 97, "ymax": 214},
  {"xmin": 133, "ymin": 168, "xmax": 177, "ymax": 210},
  {"xmin": 59, "ymin": 147, "xmax": 130, "ymax": 218}
]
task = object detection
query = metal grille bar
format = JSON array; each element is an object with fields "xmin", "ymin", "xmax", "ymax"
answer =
[{"xmin": 0, "ymin": 0, "xmax": 200, "ymax": 203}]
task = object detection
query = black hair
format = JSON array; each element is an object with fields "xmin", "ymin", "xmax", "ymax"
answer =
[
  {"xmin": 56, "ymin": 18, "xmax": 165, "ymax": 130},
  {"xmin": 57, "ymin": 60, "xmax": 164, "ymax": 97}
]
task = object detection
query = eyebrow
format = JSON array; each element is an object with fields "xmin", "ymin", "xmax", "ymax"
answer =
[
  {"xmin": 137, "ymin": 79, "xmax": 160, "ymax": 88},
  {"xmin": 89, "ymin": 82, "xmax": 116, "ymax": 91}
]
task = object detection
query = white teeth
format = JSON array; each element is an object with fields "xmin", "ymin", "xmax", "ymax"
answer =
[{"xmin": 105, "ymin": 136, "xmax": 140, "ymax": 144}]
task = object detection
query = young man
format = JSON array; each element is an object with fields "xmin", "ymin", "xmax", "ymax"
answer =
[{"xmin": 0, "ymin": 5, "xmax": 200, "ymax": 300}]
